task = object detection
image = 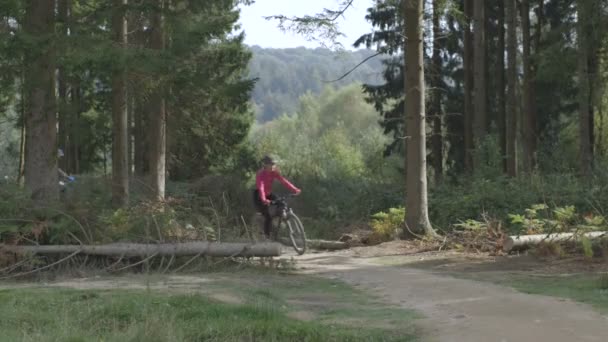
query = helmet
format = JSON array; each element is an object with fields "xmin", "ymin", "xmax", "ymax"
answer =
[{"xmin": 261, "ymin": 155, "xmax": 278, "ymax": 166}]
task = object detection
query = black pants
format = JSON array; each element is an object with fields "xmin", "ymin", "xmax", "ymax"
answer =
[{"xmin": 253, "ymin": 190, "xmax": 276, "ymax": 237}]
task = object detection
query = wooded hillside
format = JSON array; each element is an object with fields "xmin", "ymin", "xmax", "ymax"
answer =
[{"xmin": 248, "ymin": 46, "xmax": 384, "ymax": 122}]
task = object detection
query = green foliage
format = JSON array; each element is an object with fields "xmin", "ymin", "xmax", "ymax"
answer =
[
  {"xmin": 0, "ymin": 1, "xmax": 255, "ymax": 178},
  {"xmin": 165, "ymin": 4, "xmax": 257, "ymax": 179},
  {"xmin": 428, "ymin": 168, "xmax": 608, "ymax": 231},
  {"xmin": 0, "ymin": 183, "xmax": 86, "ymax": 245},
  {"xmin": 370, "ymin": 207, "xmax": 405, "ymax": 241},
  {"xmin": 508, "ymin": 203, "xmax": 608, "ymax": 235},
  {"xmin": 453, "ymin": 219, "xmax": 488, "ymax": 232}
]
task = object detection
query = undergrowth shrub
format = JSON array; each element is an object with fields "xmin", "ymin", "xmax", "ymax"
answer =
[
  {"xmin": 429, "ymin": 172, "xmax": 607, "ymax": 231},
  {"xmin": 369, "ymin": 207, "xmax": 405, "ymax": 242},
  {"xmin": 0, "ymin": 182, "xmax": 85, "ymax": 245}
]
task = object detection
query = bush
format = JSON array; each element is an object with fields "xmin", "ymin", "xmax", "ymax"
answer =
[
  {"xmin": 429, "ymin": 172, "xmax": 608, "ymax": 232},
  {"xmin": 369, "ymin": 207, "xmax": 405, "ymax": 241}
]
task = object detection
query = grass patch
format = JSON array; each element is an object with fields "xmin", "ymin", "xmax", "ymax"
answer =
[
  {"xmin": 495, "ymin": 274, "xmax": 608, "ymax": 313},
  {"xmin": 0, "ymin": 271, "xmax": 420, "ymax": 341}
]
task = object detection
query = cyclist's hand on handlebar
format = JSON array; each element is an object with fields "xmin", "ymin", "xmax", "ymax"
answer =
[
  {"xmin": 293, "ymin": 189, "xmax": 301, "ymax": 196},
  {"xmin": 263, "ymin": 199, "xmax": 271, "ymax": 206}
]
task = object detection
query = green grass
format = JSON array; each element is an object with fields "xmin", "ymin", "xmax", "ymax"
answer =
[
  {"xmin": 0, "ymin": 272, "xmax": 420, "ymax": 342},
  {"xmin": 498, "ymin": 274, "xmax": 608, "ymax": 313}
]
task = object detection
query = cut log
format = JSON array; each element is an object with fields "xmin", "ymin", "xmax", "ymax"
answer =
[
  {"xmin": 278, "ymin": 238, "xmax": 348, "ymax": 250},
  {"xmin": 1, "ymin": 242, "xmax": 282, "ymax": 257},
  {"xmin": 308, "ymin": 239, "xmax": 348, "ymax": 250},
  {"xmin": 503, "ymin": 231, "xmax": 608, "ymax": 252}
]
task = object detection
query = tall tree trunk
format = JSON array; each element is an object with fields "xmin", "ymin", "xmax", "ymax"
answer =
[
  {"xmin": 23, "ymin": 0, "xmax": 58, "ymax": 202},
  {"xmin": 130, "ymin": 15, "xmax": 147, "ymax": 178},
  {"xmin": 578, "ymin": 0, "xmax": 592, "ymax": 176},
  {"xmin": 148, "ymin": 0, "xmax": 166, "ymax": 200},
  {"xmin": 463, "ymin": 0, "xmax": 474, "ymax": 172},
  {"xmin": 18, "ymin": 72, "xmax": 26, "ymax": 185},
  {"xmin": 134, "ymin": 98, "xmax": 147, "ymax": 177},
  {"xmin": 57, "ymin": 0, "xmax": 69, "ymax": 173},
  {"xmin": 111, "ymin": 0, "xmax": 129, "ymax": 207},
  {"xmin": 497, "ymin": 0, "xmax": 507, "ymax": 173},
  {"xmin": 521, "ymin": 0, "xmax": 536, "ymax": 172},
  {"xmin": 403, "ymin": 0, "xmax": 435, "ymax": 237},
  {"xmin": 128, "ymin": 91, "xmax": 134, "ymax": 177},
  {"xmin": 431, "ymin": 0, "xmax": 443, "ymax": 183},
  {"xmin": 473, "ymin": 0, "xmax": 487, "ymax": 154},
  {"xmin": 69, "ymin": 84, "xmax": 81, "ymax": 174},
  {"xmin": 587, "ymin": 1, "xmax": 601, "ymax": 165},
  {"xmin": 506, "ymin": 0, "xmax": 518, "ymax": 177}
]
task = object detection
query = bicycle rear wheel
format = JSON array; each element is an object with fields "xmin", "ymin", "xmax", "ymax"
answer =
[{"xmin": 286, "ymin": 213, "xmax": 306, "ymax": 255}]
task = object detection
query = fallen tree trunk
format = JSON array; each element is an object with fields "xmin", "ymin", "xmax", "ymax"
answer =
[
  {"xmin": 309, "ymin": 239, "xmax": 349, "ymax": 250},
  {"xmin": 278, "ymin": 238, "xmax": 348, "ymax": 250},
  {"xmin": 0, "ymin": 242, "xmax": 282, "ymax": 257},
  {"xmin": 503, "ymin": 231, "xmax": 608, "ymax": 252}
]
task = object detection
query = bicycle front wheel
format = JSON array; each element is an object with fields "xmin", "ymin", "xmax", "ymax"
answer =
[{"xmin": 286, "ymin": 213, "xmax": 306, "ymax": 255}]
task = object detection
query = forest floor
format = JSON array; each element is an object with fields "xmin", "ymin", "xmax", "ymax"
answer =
[{"xmin": 1, "ymin": 242, "xmax": 608, "ymax": 341}]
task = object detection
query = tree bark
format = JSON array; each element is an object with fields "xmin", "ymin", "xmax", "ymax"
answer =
[
  {"xmin": 497, "ymin": 0, "xmax": 507, "ymax": 173},
  {"xmin": 130, "ymin": 16, "xmax": 147, "ymax": 178},
  {"xmin": 278, "ymin": 238, "xmax": 348, "ymax": 250},
  {"xmin": 111, "ymin": 0, "xmax": 129, "ymax": 207},
  {"xmin": 69, "ymin": 85, "xmax": 81, "ymax": 175},
  {"xmin": 128, "ymin": 91, "xmax": 134, "ymax": 177},
  {"xmin": 23, "ymin": 0, "xmax": 58, "ymax": 203},
  {"xmin": 473, "ymin": 0, "xmax": 487, "ymax": 153},
  {"xmin": 578, "ymin": 0, "xmax": 592, "ymax": 176},
  {"xmin": 463, "ymin": 0, "xmax": 474, "ymax": 172},
  {"xmin": 134, "ymin": 98, "xmax": 147, "ymax": 177},
  {"xmin": 403, "ymin": 0, "xmax": 435, "ymax": 237},
  {"xmin": 17, "ymin": 73, "xmax": 26, "ymax": 185},
  {"xmin": 147, "ymin": 0, "xmax": 167, "ymax": 200},
  {"xmin": 431, "ymin": 0, "xmax": 443, "ymax": 183},
  {"xmin": 1, "ymin": 242, "xmax": 283, "ymax": 258},
  {"xmin": 506, "ymin": 0, "xmax": 518, "ymax": 177},
  {"xmin": 521, "ymin": 0, "xmax": 536, "ymax": 172},
  {"xmin": 57, "ymin": 0, "xmax": 69, "ymax": 173}
]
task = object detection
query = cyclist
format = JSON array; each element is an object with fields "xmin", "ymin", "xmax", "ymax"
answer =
[{"xmin": 253, "ymin": 155, "xmax": 300, "ymax": 238}]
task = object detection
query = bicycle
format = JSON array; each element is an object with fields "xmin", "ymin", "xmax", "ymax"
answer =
[{"xmin": 269, "ymin": 194, "xmax": 307, "ymax": 255}]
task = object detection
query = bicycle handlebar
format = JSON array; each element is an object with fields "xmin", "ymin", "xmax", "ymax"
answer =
[{"xmin": 269, "ymin": 193, "xmax": 299, "ymax": 205}]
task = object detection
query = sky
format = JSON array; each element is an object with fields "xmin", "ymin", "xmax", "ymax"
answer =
[{"xmin": 238, "ymin": 0, "xmax": 375, "ymax": 50}]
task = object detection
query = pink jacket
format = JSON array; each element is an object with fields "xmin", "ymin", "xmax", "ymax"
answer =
[{"xmin": 256, "ymin": 169, "xmax": 300, "ymax": 203}]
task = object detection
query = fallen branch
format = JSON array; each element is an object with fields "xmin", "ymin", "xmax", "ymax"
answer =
[
  {"xmin": 1, "ymin": 242, "xmax": 282, "ymax": 258},
  {"xmin": 503, "ymin": 231, "xmax": 608, "ymax": 252}
]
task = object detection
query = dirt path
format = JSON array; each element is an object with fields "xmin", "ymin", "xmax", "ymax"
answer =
[{"xmin": 286, "ymin": 248, "xmax": 608, "ymax": 342}]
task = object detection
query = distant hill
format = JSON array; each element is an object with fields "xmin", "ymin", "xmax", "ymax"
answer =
[{"xmin": 248, "ymin": 46, "xmax": 385, "ymax": 122}]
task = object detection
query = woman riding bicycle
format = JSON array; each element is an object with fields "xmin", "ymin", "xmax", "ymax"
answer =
[{"xmin": 253, "ymin": 155, "xmax": 300, "ymax": 238}]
